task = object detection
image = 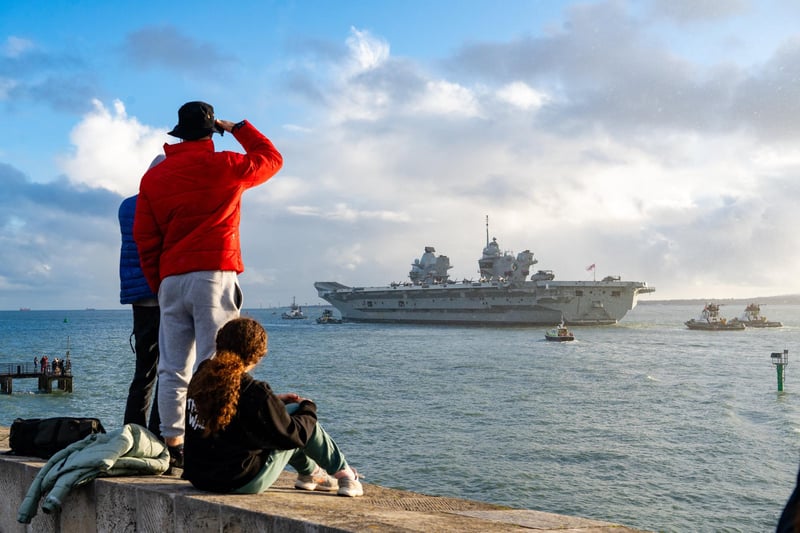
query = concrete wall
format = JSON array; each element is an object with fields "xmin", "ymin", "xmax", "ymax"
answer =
[
  {"xmin": 1, "ymin": 456, "xmax": 339, "ymax": 533},
  {"xmin": 0, "ymin": 427, "xmax": 641, "ymax": 532}
]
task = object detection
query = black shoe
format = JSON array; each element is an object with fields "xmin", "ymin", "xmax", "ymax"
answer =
[{"xmin": 165, "ymin": 444, "xmax": 184, "ymax": 475}]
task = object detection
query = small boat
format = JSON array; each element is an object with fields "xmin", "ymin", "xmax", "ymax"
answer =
[
  {"xmin": 545, "ymin": 321, "xmax": 575, "ymax": 342},
  {"xmin": 281, "ymin": 297, "xmax": 307, "ymax": 320},
  {"xmin": 731, "ymin": 303, "xmax": 782, "ymax": 328},
  {"xmin": 316, "ymin": 309, "xmax": 342, "ymax": 324},
  {"xmin": 685, "ymin": 303, "xmax": 745, "ymax": 330}
]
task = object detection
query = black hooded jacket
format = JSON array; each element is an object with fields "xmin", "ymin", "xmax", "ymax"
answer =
[{"xmin": 182, "ymin": 362, "xmax": 318, "ymax": 492}]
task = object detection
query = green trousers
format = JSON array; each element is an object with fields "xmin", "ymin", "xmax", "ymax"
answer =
[{"xmin": 233, "ymin": 405, "xmax": 350, "ymax": 494}]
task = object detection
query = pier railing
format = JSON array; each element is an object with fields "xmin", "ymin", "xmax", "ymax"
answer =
[
  {"xmin": 0, "ymin": 362, "xmax": 72, "ymax": 377},
  {"xmin": 0, "ymin": 362, "xmax": 73, "ymax": 394}
]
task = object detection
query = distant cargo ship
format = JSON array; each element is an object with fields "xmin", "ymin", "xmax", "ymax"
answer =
[{"xmin": 314, "ymin": 220, "xmax": 655, "ymax": 326}]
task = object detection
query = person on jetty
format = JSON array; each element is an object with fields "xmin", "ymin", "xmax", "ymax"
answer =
[
  {"xmin": 134, "ymin": 101, "xmax": 283, "ymax": 470},
  {"xmin": 182, "ymin": 317, "xmax": 363, "ymax": 497}
]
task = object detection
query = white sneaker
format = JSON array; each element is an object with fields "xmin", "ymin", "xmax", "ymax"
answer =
[
  {"xmin": 295, "ymin": 470, "xmax": 338, "ymax": 491},
  {"xmin": 337, "ymin": 470, "xmax": 364, "ymax": 497}
]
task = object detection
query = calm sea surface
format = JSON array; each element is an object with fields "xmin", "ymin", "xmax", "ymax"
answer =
[{"xmin": 2, "ymin": 303, "xmax": 799, "ymax": 532}]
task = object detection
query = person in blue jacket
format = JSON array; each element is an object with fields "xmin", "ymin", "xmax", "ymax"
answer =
[{"xmin": 119, "ymin": 155, "xmax": 165, "ymax": 438}]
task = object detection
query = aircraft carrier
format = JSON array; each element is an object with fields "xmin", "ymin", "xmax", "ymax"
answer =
[{"xmin": 315, "ymin": 224, "xmax": 654, "ymax": 326}]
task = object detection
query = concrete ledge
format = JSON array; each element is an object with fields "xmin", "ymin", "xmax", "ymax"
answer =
[{"xmin": 0, "ymin": 426, "xmax": 643, "ymax": 532}]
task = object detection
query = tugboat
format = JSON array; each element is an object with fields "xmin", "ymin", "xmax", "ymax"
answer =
[
  {"xmin": 545, "ymin": 320, "xmax": 575, "ymax": 342},
  {"xmin": 685, "ymin": 303, "xmax": 745, "ymax": 330},
  {"xmin": 731, "ymin": 303, "xmax": 782, "ymax": 328},
  {"xmin": 316, "ymin": 309, "xmax": 342, "ymax": 324},
  {"xmin": 281, "ymin": 297, "xmax": 307, "ymax": 320}
]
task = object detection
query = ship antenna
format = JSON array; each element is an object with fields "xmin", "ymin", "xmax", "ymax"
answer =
[{"xmin": 485, "ymin": 215, "xmax": 489, "ymax": 247}]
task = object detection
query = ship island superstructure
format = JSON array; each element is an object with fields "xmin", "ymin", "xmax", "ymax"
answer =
[{"xmin": 315, "ymin": 224, "xmax": 655, "ymax": 326}]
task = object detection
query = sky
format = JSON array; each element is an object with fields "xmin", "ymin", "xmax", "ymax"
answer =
[{"xmin": 1, "ymin": 0, "xmax": 800, "ymax": 310}]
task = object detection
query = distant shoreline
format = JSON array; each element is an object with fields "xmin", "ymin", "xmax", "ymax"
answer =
[
  {"xmin": 6, "ymin": 295, "xmax": 800, "ymax": 312},
  {"xmin": 642, "ymin": 294, "xmax": 800, "ymax": 305}
]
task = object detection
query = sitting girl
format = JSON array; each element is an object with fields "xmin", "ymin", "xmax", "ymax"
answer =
[{"xmin": 182, "ymin": 317, "xmax": 362, "ymax": 496}]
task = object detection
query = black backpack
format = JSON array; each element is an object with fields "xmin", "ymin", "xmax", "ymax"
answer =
[{"xmin": 8, "ymin": 417, "xmax": 106, "ymax": 458}]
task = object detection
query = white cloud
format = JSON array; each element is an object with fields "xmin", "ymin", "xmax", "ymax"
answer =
[
  {"xmin": 345, "ymin": 27, "xmax": 390, "ymax": 73},
  {"xmin": 58, "ymin": 99, "xmax": 168, "ymax": 195},
  {"xmin": 250, "ymin": 175, "xmax": 311, "ymax": 205},
  {"xmin": 329, "ymin": 85, "xmax": 392, "ymax": 122},
  {"xmin": 323, "ymin": 27, "xmax": 396, "ymax": 123},
  {"xmin": 3, "ymin": 36, "xmax": 34, "ymax": 58},
  {"xmin": 324, "ymin": 242, "xmax": 363, "ymax": 271},
  {"xmin": 496, "ymin": 81, "xmax": 548, "ymax": 110},
  {"xmin": 287, "ymin": 204, "xmax": 408, "ymax": 222},
  {"xmin": 411, "ymin": 80, "xmax": 481, "ymax": 116},
  {"xmin": 283, "ymin": 123, "xmax": 313, "ymax": 133},
  {"xmin": 650, "ymin": 0, "xmax": 748, "ymax": 23},
  {"xmin": 0, "ymin": 78, "xmax": 17, "ymax": 100}
]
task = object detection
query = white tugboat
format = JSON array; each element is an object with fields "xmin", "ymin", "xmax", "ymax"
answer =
[
  {"xmin": 732, "ymin": 303, "xmax": 782, "ymax": 328},
  {"xmin": 281, "ymin": 297, "xmax": 307, "ymax": 320},
  {"xmin": 685, "ymin": 303, "xmax": 745, "ymax": 330},
  {"xmin": 314, "ymin": 218, "xmax": 655, "ymax": 326}
]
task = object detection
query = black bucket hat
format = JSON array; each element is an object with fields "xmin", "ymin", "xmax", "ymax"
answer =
[{"xmin": 168, "ymin": 101, "xmax": 217, "ymax": 140}]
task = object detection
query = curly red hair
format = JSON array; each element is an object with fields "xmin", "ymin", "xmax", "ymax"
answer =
[{"xmin": 187, "ymin": 317, "xmax": 268, "ymax": 436}]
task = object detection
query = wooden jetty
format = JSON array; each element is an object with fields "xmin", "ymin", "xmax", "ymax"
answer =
[{"xmin": 0, "ymin": 362, "xmax": 73, "ymax": 394}]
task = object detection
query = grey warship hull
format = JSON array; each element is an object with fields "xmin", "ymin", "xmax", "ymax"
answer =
[
  {"xmin": 314, "ymin": 279, "xmax": 654, "ymax": 326},
  {"xmin": 316, "ymin": 220, "xmax": 654, "ymax": 326}
]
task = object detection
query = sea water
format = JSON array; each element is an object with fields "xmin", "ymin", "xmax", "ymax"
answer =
[{"xmin": 1, "ymin": 303, "xmax": 799, "ymax": 532}]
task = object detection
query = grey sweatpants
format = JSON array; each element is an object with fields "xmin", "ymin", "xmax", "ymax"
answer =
[{"xmin": 157, "ymin": 270, "xmax": 242, "ymax": 441}]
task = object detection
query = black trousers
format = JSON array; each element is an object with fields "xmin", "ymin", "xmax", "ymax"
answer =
[
  {"xmin": 778, "ymin": 465, "xmax": 800, "ymax": 532},
  {"xmin": 123, "ymin": 304, "xmax": 161, "ymax": 437}
]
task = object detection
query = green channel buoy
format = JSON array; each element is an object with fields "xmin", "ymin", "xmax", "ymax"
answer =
[{"xmin": 771, "ymin": 349, "xmax": 789, "ymax": 392}]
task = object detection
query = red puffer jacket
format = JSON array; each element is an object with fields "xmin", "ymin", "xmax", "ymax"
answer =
[{"xmin": 134, "ymin": 121, "xmax": 282, "ymax": 293}]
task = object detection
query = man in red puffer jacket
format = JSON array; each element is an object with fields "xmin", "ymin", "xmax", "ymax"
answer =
[{"xmin": 134, "ymin": 101, "xmax": 282, "ymax": 467}]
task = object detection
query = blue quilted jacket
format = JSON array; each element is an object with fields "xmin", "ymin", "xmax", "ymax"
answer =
[{"xmin": 119, "ymin": 195, "xmax": 157, "ymax": 304}]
